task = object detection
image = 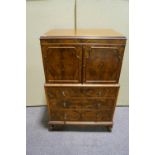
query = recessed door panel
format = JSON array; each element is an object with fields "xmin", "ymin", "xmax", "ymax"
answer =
[
  {"xmin": 43, "ymin": 45, "xmax": 82, "ymax": 83},
  {"xmin": 83, "ymin": 45, "xmax": 125, "ymax": 83}
]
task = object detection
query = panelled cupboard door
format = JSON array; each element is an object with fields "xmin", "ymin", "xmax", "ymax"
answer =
[
  {"xmin": 42, "ymin": 45, "xmax": 82, "ymax": 83},
  {"xmin": 83, "ymin": 45, "xmax": 125, "ymax": 84}
]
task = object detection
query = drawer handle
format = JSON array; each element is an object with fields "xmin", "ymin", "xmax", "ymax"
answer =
[
  {"xmin": 76, "ymin": 55, "xmax": 80, "ymax": 59},
  {"xmin": 63, "ymin": 102, "xmax": 66, "ymax": 107},
  {"xmin": 61, "ymin": 91, "xmax": 65, "ymax": 96}
]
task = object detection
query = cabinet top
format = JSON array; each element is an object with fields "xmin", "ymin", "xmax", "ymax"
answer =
[{"xmin": 40, "ymin": 29, "xmax": 126, "ymax": 39}]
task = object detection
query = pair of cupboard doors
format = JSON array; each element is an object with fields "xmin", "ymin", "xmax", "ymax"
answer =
[{"xmin": 42, "ymin": 44, "xmax": 125, "ymax": 84}]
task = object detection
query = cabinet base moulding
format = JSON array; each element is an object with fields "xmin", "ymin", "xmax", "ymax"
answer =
[
  {"xmin": 48, "ymin": 121, "xmax": 113, "ymax": 131},
  {"xmin": 48, "ymin": 121, "xmax": 113, "ymax": 125}
]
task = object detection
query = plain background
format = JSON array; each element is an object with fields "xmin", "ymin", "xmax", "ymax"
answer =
[
  {"xmin": 26, "ymin": 0, "xmax": 129, "ymax": 106},
  {"xmin": 1, "ymin": 0, "xmax": 155, "ymax": 155}
]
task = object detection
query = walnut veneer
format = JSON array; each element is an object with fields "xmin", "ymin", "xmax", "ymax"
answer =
[{"xmin": 40, "ymin": 29, "xmax": 126, "ymax": 131}]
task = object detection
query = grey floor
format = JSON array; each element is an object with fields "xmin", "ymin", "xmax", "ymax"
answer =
[{"xmin": 26, "ymin": 107, "xmax": 129, "ymax": 155}]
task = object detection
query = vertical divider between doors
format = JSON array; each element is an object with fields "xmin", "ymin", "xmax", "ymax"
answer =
[{"xmin": 81, "ymin": 45, "xmax": 84, "ymax": 84}]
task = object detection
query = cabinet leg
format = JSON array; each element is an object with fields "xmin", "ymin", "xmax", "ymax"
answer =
[
  {"xmin": 48, "ymin": 124, "xmax": 55, "ymax": 131},
  {"xmin": 107, "ymin": 126, "xmax": 112, "ymax": 132}
]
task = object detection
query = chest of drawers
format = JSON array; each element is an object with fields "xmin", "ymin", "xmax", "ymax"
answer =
[{"xmin": 40, "ymin": 29, "xmax": 126, "ymax": 131}]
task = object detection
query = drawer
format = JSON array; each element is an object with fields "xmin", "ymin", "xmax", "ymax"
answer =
[
  {"xmin": 82, "ymin": 110, "xmax": 112, "ymax": 121},
  {"xmin": 48, "ymin": 99, "xmax": 115, "ymax": 110},
  {"xmin": 50, "ymin": 109, "xmax": 112, "ymax": 121},
  {"xmin": 50, "ymin": 110, "xmax": 81, "ymax": 121},
  {"xmin": 45, "ymin": 85, "xmax": 119, "ymax": 99}
]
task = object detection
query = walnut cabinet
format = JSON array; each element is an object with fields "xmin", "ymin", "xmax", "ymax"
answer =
[{"xmin": 40, "ymin": 29, "xmax": 126, "ymax": 131}]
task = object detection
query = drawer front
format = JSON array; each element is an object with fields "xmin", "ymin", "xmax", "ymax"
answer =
[
  {"xmin": 45, "ymin": 86, "xmax": 118, "ymax": 122},
  {"xmin": 50, "ymin": 110, "xmax": 81, "ymax": 121},
  {"xmin": 50, "ymin": 109, "xmax": 113, "ymax": 121},
  {"xmin": 45, "ymin": 86, "xmax": 119, "ymax": 99},
  {"xmin": 82, "ymin": 110, "xmax": 112, "ymax": 121},
  {"xmin": 48, "ymin": 99, "xmax": 115, "ymax": 121},
  {"xmin": 48, "ymin": 99, "xmax": 115, "ymax": 110}
]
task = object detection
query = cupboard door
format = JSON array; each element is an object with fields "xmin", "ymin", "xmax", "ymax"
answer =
[
  {"xmin": 42, "ymin": 45, "xmax": 82, "ymax": 83},
  {"xmin": 83, "ymin": 45, "xmax": 125, "ymax": 84}
]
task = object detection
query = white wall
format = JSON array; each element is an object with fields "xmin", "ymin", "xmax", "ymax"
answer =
[
  {"xmin": 26, "ymin": 0, "xmax": 129, "ymax": 106},
  {"xmin": 26, "ymin": 0, "xmax": 75, "ymax": 106},
  {"xmin": 76, "ymin": 0, "xmax": 129, "ymax": 106}
]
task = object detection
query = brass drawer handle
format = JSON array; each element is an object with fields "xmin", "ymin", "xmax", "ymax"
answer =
[
  {"xmin": 61, "ymin": 91, "xmax": 65, "ymax": 96},
  {"xmin": 76, "ymin": 55, "xmax": 80, "ymax": 59},
  {"xmin": 63, "ymin": 102, "xmax": 66, "ymax": 107}
]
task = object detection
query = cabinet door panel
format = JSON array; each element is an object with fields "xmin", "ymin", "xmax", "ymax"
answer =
[
  {"xmin": 42, "ymin": 45, "xmax": 82, "ymax": 83},
  {"xmin": 83, "ymin": 45, "xmax": 125, "ymax": 83}
]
